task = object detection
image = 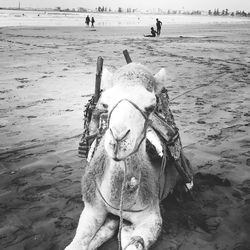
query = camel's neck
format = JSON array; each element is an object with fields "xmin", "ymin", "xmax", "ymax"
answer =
[
  {"xmin": 109, "ymin": 139, "xmax": 147, "ymax": 172},
  {"xmin": 104, "ymin": 140, "xmax": 147, "ymax": 195},
  {"xmin": 82, "ymin": 138, "xmax": 157, "ymax": 207},
  {"xmin": 100, "ymin": 138, "xmax": 157, "ymax": 209}
]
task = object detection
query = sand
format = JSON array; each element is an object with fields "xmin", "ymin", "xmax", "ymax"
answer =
[{"xmin": 0, "ymin": 22, "xmax": 250, "ymax": 250}]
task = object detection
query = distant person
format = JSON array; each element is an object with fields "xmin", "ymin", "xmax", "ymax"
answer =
[
  {"xmin": 156, "ymin": 18, "xmax": 162, "ymax": 36},
  {"xmin": 91, "ymin": 17, "xmax": 95, "ymax": 28},
  {"xmin": 85, "ymin": 15, "xmax": 90, "ymax": 27},
  {"xmin": 144, "ymin": 27, "xmax": 157, "ymax": 37}
]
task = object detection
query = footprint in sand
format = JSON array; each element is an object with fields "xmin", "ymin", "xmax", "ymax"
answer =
[
  {"xmin": 46, "ymin": 207, "xmax": 61, "ymax": 218},
  {"xmin": 11, "ymin": 175, "xmax": 28, "ymax": 187},
  {"xmin": 41, "ymin": 75, "xmax": 49, "ymax": 79},
  {"xmin": 28, "ymin": 206, "xmax": 44, "ymax": 213},
  {"xmin": 233, "ymin": 242, "xmax": 250, "ymax": 250},
  {"xmin": 66, "ymin": 194, "xmax": 83, "ymax": 205},
  {"xmin": 51, "ymin": 164, "xmax": 73, "ymax": 178},
  {"xmin": 55, "ymin": 179, "xmax": 72, "ymax": 189},
  {"xmin": 238, "ymin": 179, "xmax": 250, "ymax": 194},
  {"xmin": 0, "ymin": 89, "xmax": 12, "ymax": 94},
  {"xmin": 55, "ymin": 216, "xmax": 76, "ymax": 230},
  {"xmin": 205, "ymin": 216, "xmax": 223, "ymax": 232},
  {"xmin": 246, "ymin": 158, "xmax": 250, "ymax": 166},
  {"xmin": 23, "ymin": 233, "xmax": 44, "ymax": 249},
  {"xmin": 17, "ymin": 85, "xmax": 25, "ymax": 88},
  {"xmin": 16, "ymin": 105, "xmax": 26, "ymax": 109},
  {"xmin": 15, "ymin": 77, "xmax": 30, "ymax": 83},
  {"xmin": 195, "ymin": 97, "xmax": 205, "ymax": 106},
  {"xmin": 21, "ymin": 185, "xmax": 52, "ymax": 202}
]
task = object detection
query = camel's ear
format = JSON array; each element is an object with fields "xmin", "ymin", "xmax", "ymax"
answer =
[
  {"xmin": 154, "ymin": 68, "xmax": 167, "ymax": 93},
  {"xmin": 102, "ymin": 68, "xmax": 113, "ymax": 90}
]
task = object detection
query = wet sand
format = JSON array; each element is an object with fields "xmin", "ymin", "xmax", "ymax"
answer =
[{"xmin": 0, "ymin": 23, "xmax": 250, "ymax": 249}]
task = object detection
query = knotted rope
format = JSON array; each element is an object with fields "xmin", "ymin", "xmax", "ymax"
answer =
[{"xmin": 118, "ymin": 159, "xmax": 128, "ymax": 250}]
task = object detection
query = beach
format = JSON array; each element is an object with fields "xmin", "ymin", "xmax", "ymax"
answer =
[{"xmin": 0, "ymin": 14, "xmax": 250, "ymax": 250}]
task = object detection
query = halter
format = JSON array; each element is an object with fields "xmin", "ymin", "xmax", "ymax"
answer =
[
  {"xmin": 107, "ymin": 99, "xmax": 152, "ymax": 160},
  {"xmin": 97, "ymin": 99, "xmax": 154, "ymax": 250}
]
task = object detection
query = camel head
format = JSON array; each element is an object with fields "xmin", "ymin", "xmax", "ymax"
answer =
[{"xmin": 97, "ymin": 63, "xmax": 167, "ymax": 161}]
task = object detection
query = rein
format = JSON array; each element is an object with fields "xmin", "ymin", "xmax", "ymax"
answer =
[
  {"xmin": 107, "ymin": 99, "xmax": 152, "ymax": 161},
  {"xmin": 100, "ymin": 99, "xmax": 152, "ymax": 250},
  {"xmin": 96, "ymin": 181, "xmax": 149, "ymax": 213}
]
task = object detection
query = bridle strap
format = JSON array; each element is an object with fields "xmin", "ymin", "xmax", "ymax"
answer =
[
  {"xmin": 107, "ymin": 99, "xmax": 151, "ymax": 160},
  {"xmin": 107, "ymin": 99, "xmax": 149, "ymax": 128},
  {"xmin": 96, "ymin": 183, "xmax": 149, "ymax": 213}
]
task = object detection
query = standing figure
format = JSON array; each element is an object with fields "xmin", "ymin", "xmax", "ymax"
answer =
[
  {"xmin": 156, "ymin": 18, "xmax": 162, "ymax": 36},
  {"xmin": 91, "ymin": 17, "xmax": 95, "ymax": 28},
  {"xmin": 85, "ymin": 15, "xmax": 90, "ymax": 27}
]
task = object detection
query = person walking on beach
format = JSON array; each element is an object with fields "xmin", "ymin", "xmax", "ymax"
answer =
[
  {"xmin": 91, "ymin": 17, "xmax": 95, "ymax": 28},
  {"xmin": 156, "ymin": 18, "xmax": 162, "ymax": 36},
  {"xmin": 144, "ymin": 27, "xmax": 157, "ymax": 37},
  {"xmin": 85, "ymin": 15, "xmax": 90, "ymax": 27}
]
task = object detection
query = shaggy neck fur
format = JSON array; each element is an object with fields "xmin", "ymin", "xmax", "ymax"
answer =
[{"xmin": 81, "ymin": 137, "xmax": 158, "ymax": 207}]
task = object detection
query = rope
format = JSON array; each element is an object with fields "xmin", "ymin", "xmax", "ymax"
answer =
[
  {"xmin": 96, "ymin": 185, "xmax": 147, "ymax": 213},
  {"xmin": 170, "ymin": 72, "xmax": 228, "ymax": 101},
  {"xmin": 159, "ymin": 144, "xmax": 167, "ymax": 200},
  {"xmin": 118, "ymin": 159, "xmax": 128, "ymax": 250}
]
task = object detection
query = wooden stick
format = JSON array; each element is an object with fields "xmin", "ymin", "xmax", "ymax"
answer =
[
  {"xmin": 123, "ymin": 50, "xmax": 132, "ymax": 64},
  {"xmin": 94, "ymin": 56, "xmax": 104, "ymax": 103}
]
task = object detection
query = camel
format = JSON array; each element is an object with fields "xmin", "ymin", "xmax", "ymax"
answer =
[{"xmin": 65, "ymin": 63, "xmax": 188, "ymax": 250}]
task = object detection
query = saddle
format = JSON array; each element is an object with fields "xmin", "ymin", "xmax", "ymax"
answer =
[{"xmin": 78, "ymin": 87, "xmax": 193, "ymax": 201}]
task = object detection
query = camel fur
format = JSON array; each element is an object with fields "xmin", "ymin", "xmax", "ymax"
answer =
[{"xmin": 65, "ymin": 63, "xmax": 181, "ymax": 250}]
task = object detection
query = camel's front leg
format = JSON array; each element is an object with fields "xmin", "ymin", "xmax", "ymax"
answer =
[
  {"xmin": 123, "ymin": 208, "xmax": 162, "ymax": 250},
  {"xmin": 88, "ymin": 215, "xmax": 119, "ymax": 250},
  {"xmin": 65, "ymin": 203, "xmax": 107, "ymax": 250}
]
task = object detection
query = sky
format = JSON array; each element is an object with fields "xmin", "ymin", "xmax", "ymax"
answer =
[{"xmin": 0, "ymin": 0, "xmax": 250, "ymax": 12}]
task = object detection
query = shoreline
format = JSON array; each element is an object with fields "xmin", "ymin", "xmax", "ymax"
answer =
[{"xmin": 1, "ymin": 10, "xmax": 250, "ymax": 28}]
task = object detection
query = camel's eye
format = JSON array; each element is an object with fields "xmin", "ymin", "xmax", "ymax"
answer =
[
  {"xmin": 97, "ymin": 102, "xmax": 108, "ymax": 112},
  {"xmin": 102, "ymin": 103, "xmax": 108, "ymax": 109},
  {"xmin": 145, "ymin": 104, "xmax": 155, "ymax": 115}
]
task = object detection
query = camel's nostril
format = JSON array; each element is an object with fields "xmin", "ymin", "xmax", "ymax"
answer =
[
  {"xmin": 109, "ymin": 140, "xmax": 116, "ymax": 149},
  {"xmin": 121, "ymin": 129, "xmax": 130, "ymax": 141},
  {"xmin": 110, "ymin": 128, "xmax": 130, "ymax": 142},
  {"xmin": 113, "ymin": 157, "xmax": 121, "ymax": 162}
]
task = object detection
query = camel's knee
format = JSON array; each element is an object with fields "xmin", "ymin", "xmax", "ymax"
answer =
[
  {"xmin": 65, "ymin": 240, "xmax": 86, "ymax": 250},
  {"xmin": 125, "ymin": 212, "xmax": 162, "ymax": 250},
  {"xmin": 88, "ymin": 216, "xmax": 119, "ymax": 250},
  {"xmin": 65, "ymin": 203, "xmax": 107, "ymax": 250},
  {"xmin": 124, "ymin": 236, "xmax": 144, "ymax": 250}
]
